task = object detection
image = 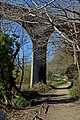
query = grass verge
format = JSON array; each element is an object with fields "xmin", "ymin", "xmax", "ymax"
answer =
[
  {"xmin": 69, "ymin": 85, "xmax": 78, "ymax": 98},
  {"xmin": 69, "ymin": 80, "xmax": 80, "ymax": 99},
  {"xmin": 52, "ymin": 80, "xmax": 67, "ymax": 88}
]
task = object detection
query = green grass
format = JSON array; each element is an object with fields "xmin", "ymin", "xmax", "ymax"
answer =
[
  {"xmin": 51, "ymin": 75, "xmax": 68, "ymax": 88},
  {"xmin": 52, "ymin": 80, "xmax": 67, "ymax": 88},
  {"xmin": 13, "ymin": 97, "xmax": 29, "ymax": 106},
  {"xmin": 69, "ymin": 80, "xmax": 80, "ymax": 99},
  {"xmin": 12, "ymin": 90, "xmax": 39, "ymax": 107},
  {"xmin": 69, "ymin": 85, "xmax": 78, "ymax": 98}
]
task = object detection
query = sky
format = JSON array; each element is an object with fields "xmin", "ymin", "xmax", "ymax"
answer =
[{"xmin": 1, "ymin": 20, "xmax": 32, "ymax": 63}]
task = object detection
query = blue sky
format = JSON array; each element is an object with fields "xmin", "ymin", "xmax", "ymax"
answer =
[{"xmin": 1, "ymin": 20, "xmax": 32, "ymax": 63}]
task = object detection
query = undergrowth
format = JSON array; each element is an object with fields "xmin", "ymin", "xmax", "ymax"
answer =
[
  {"xmin": 69, "ymin": 86, "xmax": 78, "ymax": 98},
  {"xmin": 32, "ymin": 82, "xmax": 52, "ymax": 93},
  {"xmin": 51, "ymin": 75, "xmax": 68, "ymax": 88},
  {"xmin": 12, "ymin": 83, "xmax": 52, "ymax": 107},
  {"xmin": 12, "ymin": 90, "xmax": 39, "ymax": 107},
  {"xmin": 69, "ymin": 80, "xmax": 80, "ymax": 99},
  {"xmin": 53, "ymin": 80, "xmax": 67, "ymax": 88}
]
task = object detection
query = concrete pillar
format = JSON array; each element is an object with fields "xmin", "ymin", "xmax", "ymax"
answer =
[
  {"xmin": 77, "ymin": 52, "xmax": 80, "ymax": 67},
  {"xmin": 30, "ymin": 37, "xmax": 47, "ymax": 88}
]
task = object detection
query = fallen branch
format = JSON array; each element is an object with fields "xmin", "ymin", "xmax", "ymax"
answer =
[
  {"xmin": 32, "ymin": 115, "xmax": 43, "ymax": 120},
  {"xmin": 39, "ymin": 96, "xmax": 50, "ymax": 115},
  {"xmin": 32, "ymin": 96, "xmax": 50, "ymax": 120},
  {"xmin": 44, "ymin": 105, "xmax": 49, "ymax": 114}
]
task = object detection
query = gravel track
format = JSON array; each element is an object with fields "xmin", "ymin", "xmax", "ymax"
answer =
[{"xmin": 8, "ymin": 82, "xmax": 80, "ymax": 120}]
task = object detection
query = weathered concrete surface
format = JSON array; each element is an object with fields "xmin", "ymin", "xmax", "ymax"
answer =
[{"xmin": 0, "ymin": 110, "xmax": 10, "ymax": 120}]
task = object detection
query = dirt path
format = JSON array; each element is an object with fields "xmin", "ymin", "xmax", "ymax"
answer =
[
  {"xmin": 41, "ymin": 82, "xmax": 80, "ymax": 120},
  {"xmin": 9, "ymin": 82, "xmax": 80, "ymax": 120}
]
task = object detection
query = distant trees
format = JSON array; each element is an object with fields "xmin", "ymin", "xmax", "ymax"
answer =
[
  {"xmin": 17, "ymin": 61, "xmax": 31, "ymax": 90},
  {"xmin": 47, "ymin": 50, "xmax": 73, "ymax": 76}
]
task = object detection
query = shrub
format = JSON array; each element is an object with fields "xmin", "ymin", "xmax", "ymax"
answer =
[
  {"xmin": 32, "ymin": 82, "xmax": 52, "ymax": 93},
  {"xmin": 69, "ymin": 80, "xmax": 80, "ymax": 99},
  {"xmin": 0, "ymin": 33, "xmax": 20, "ymax": 106},
  {"xmin": 69, "ymin": 85, "xmax": 78, "ymax": 98},
  {"xmin": 13, "ymin": 97, "xmax": 28, "ymax": 106}
]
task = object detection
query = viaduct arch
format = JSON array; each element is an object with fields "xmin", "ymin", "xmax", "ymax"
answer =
[{"xmin": 0, "ymin": 2, "xmax": 80, "ymax": 87}]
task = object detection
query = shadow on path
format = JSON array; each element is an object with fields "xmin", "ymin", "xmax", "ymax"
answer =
[
  {"xmin": 20, "ymin": 82, "xmax": 75, "ymax": 108},
  {"xmin": 31, "ymin": 93, "xmax": 76, "ymax": 106}
]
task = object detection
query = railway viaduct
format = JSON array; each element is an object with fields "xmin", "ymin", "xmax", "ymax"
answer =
[{"xmin": 0, "ymin": 2, "xmax": 80, "ymax": 87}]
